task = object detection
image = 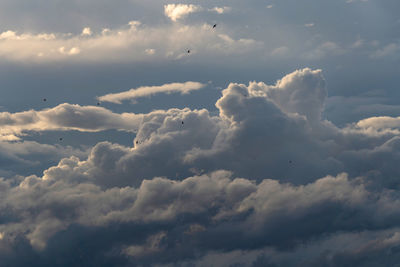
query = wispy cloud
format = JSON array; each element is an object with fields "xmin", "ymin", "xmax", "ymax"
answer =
[
  {"xmin": 98, "ymin": 82, "xmax": 206, "ymax": 104},
  {"xmin": 371, "ymin": 43, "xmax": 400, "ymax": 59}
]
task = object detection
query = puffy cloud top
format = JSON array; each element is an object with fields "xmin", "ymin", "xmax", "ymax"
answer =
[{"xmin": 164, "ymin": 4, "xmax": 202, "ymax": 22}]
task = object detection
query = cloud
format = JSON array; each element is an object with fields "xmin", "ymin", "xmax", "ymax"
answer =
[
  {"xmin": 81, "ymin": 27, "xmax": 92, "ymax": 36},
  {"xmin": 210, "ymin": 6, "xmax": 231, "ymax": 14},
  {"xmin": 3, "ymin": 68, "xmax": 393, "ymax": 187},
  {"xmin": 144, "ymin": 48, "xmax": 155, "ymax": 55},
  {"xmin": 97, "ymin": 82, "xmax": 206, "ymax": 104},
  {"xmin": 271, "ymin": 46, "xmax": 289, "ymax": 57},
  {"xmin": 58, "ymin": 46, "xmax": 80, "ymax": 55},
  {"xmin": 2, "ymin": 69, "xmax": 400, "ymax": 265},
  {"xmin": 371, "ymin": 43, "xmax": 400, "ymax": 59},
  {"xmin": 304, "ymin": 41, "xmax": 345, "ymax": 59},
  {"xmin": 164, "ymin": 4, "xmax": 202, "ymax": 22},
  {"xmin": 0, "ymin": 140, "xmax": 89, "ymax": 178},
  {"xmin": 0, "ymin": 30, "xmax": 55, "ymax": 41},
  {"xmin": 1, "ymin": 168, "xmax": 400, "ymax": 266},
  {"xmin": 350, "ymin": 116, "xmax": 400, "ymax": 135},
  {"xmin": 0, "ymin": 21, "xmax": 261, "ymax": 62},
  {"xmin": 0, "ymin": 103, "xmax": 143, "ymax": 140}
]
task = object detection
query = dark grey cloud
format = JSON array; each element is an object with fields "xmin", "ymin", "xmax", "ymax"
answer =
[{"xmin": 1, "ymin": 170, "xmax": 400, "ymax": 266}]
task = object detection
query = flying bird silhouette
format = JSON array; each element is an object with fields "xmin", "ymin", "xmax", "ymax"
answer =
[
  {"xmin": 43, "ymin": 98, "xmax": 47, "ymax": 102},
  {"xmin": 213, "ymin": 24, "xmax": 217, "ymax": 29}
]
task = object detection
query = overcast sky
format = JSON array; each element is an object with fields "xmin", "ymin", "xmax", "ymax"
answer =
[{"xmin": 0, "ymin": 1, "xmax": 400, "ymax": 266}]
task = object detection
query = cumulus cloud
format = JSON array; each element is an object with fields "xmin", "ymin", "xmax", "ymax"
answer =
[
  {"xmin": 164, "ymin": 4, "xmax": 202, "ymax": 22},
  {"xmin": 97, "ymin": 81, "xmax": 206, "ymax": 104},
  {"xmin": 2, "ymin": 68, "xmax": 400, "ymax": 265},
  {"xmin": 81, "ymin": 27, "xmax": 92, "ymax": 36}
]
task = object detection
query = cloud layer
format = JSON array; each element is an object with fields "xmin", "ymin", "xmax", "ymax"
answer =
[
  {"xmin": 0, "ymin": 21, "xmax": 260, "ymax": 62},
  {"xmin": 2, "ymin": 68, "xmax": 400, "ymax": 266},
  {"xmin": 0, "ymin": 1, "xmax": 399, "ymax": 265}
]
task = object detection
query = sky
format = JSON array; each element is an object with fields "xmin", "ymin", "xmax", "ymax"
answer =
[{"xmin": 0, "ymin": 0, "xmax": 400, "ymax": 266}]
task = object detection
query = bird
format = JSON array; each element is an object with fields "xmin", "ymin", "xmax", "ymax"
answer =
[
  {"xmin": 213, "ymin": 24, "xmax": 217, "ymax": 29},
  {"xmin": 136, "ymin": 140, "xmax": 139, "ymax": 145},
  {"xmin": 182, "ymin": 121, "xmax": 184, "ymax": 125},
  {"xmin": 59, "ymin": 137, "xmax": 63, "ymax": 141},
  {"xmin": 187, "ymin": 49, "xmax": 190, "ymax": 54},
  {"xmin": 43, "ymin": 98, "xmax": 47, "ymax": 102}
]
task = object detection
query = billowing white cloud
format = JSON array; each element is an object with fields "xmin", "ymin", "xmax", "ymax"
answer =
[
  {"xmin": 98, "ymin": 81, "xmax": 206, "ymax": 104},
  {"xmin": 164, "ymin": 4, "xmax": 202, "ymax": 22}
]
